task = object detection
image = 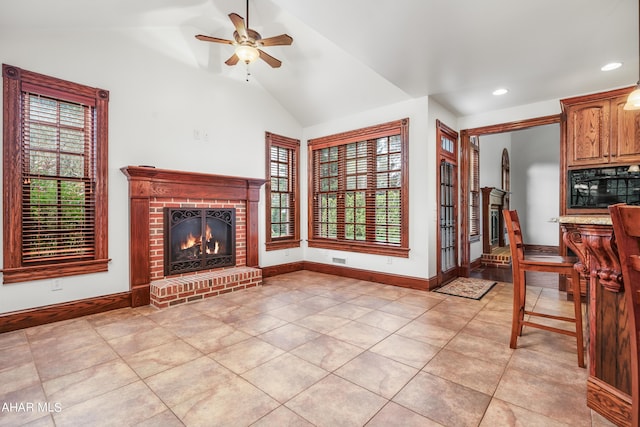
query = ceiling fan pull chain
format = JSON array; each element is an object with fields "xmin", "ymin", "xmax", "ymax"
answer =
[{"xmin": 246, "ymin": 63, "xmax": 251, "ymax": 82}]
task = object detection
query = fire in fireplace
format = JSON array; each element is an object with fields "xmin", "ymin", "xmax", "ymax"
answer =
[{"xmin": 164, "ymin": 208, "xmax": 235, "ymax": 276}]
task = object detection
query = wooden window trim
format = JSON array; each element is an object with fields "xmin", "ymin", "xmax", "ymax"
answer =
[
  {"xmin": 307, "ymin": 118, "xmax": 409, "ymax": 257},
  {"xmin": 2, "ymin": 64, "xmax": 109, "ymax": 283},
  {"xmin": 265, "ymin": 132, "xmax": 300, "ymax": 251}
]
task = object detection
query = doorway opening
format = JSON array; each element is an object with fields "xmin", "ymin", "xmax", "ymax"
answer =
[{"xmin": 459, "ymin": 115, "xmax": 561, "ymax": 276}]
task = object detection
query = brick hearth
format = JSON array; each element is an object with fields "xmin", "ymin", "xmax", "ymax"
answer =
[
  {"xmin": 150, "ymin": 266, "xmax": 262, "ymax": 308},
  {"xmin": 481, "ymin": 246, "xmax": 512, "ymax": 268}
]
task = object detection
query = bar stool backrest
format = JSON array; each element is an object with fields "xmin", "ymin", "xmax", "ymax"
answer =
[{"xmin": 609, "ymin": 203, "xmax": 640, "ymax": 427}]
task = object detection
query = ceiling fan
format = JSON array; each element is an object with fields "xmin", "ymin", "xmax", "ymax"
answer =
[{"xmin": 195, "ymin": 0, "xmax": 293, "ymax": 68}]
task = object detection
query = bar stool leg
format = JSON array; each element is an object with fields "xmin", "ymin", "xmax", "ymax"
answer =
[
  {"xmin": 510, "ymin": 271, "xmax": 525, "ymax": 349},
  {"xmin": 572, "ymin": 268, "xmax": 585, "ymax": 368}
]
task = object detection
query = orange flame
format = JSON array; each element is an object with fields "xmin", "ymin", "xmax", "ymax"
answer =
[
  {"xmin": 180, "ymin": 225, "xmax": 220, "ymax": 255},
  {"xmin": 180, "ymin": 232, "xmax": 199, "ymax": 250}
]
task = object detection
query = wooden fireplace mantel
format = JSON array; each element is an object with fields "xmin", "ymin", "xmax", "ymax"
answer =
[
  {"xmin": 121, "ymin": 166, "xmax": 266, "ymax": 307},
  {"xmin": 481, "ymin": 187, "xmax": 507, "ymax": 254}
]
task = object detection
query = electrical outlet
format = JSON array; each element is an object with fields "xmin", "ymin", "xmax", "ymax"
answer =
[{"xmin": 51, "ymin": 279, "xmax": 63, "ymax": 292}]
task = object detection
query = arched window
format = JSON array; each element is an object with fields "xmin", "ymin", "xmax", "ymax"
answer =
[{"xmin": 502, "ymin": 148, "xmax": 510, "ymax": 209}]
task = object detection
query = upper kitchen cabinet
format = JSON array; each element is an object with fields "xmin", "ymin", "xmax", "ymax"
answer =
[
  {"xmin": 611, "ymin": 94, "xmax": 640, "ymax": 164},
  {"xmin": 563, "ymin": 87, "xmax": 640, "ymax": 168}
]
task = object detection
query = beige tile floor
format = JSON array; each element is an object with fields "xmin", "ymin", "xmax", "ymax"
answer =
[{"xmin": 0, "ymin": 270, "xmax": 617, "ymax": 426}]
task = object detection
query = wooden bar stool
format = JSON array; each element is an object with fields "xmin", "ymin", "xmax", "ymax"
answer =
[
  {"xmin": 503, "ymin": 209, "xmax": 585, "ymax": 368},
  {"xmin": 609, "ymin": 203, "xmax": 640, "ymax": 427}
]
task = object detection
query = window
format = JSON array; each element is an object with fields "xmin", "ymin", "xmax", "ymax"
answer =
[
  {"xmin": 308, "ymin": 119, "xmax": 409, "ymax": 257},
  {"xmin": 265, "ymin": 132, "xmax": 300, "ymax": 250},
  {"xmin": 469, "ymin": 136, "xmax": 480, "ymax": 238},
  {"xmin": 2, "ymin": 64, "xmax": 109, "ymax": 283}
]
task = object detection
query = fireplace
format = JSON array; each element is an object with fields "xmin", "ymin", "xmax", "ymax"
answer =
[
  {"xmin": 121, "ymin": 166, "xmax": 265, "ymax": 307},
  {"xmin": 164, "ymin": 208, "xmax": 236, "ymax": 276}
]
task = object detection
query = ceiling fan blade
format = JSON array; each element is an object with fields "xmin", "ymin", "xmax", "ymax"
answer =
[
  {"xmin": 228, "ymin": 13, "xmax": 248, "ymax": 39},
  {"xmin": 195, "ymin": 34, "xmax": 234, "ymax": 45},
  {"xmin": 225, "ymin": 53, "xmax": 240, "ymax": 66},
  {"xmin": 259, "ymin": 34, "xmax": 293, "ymax": 47},
  {"xmin": 258, "ymin": 49, "xmax": 282, "ymax": 68}
]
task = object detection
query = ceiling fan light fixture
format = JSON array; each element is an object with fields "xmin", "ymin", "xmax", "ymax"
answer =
[{"xmin": 235, "ymin": 44, "xmax": 259, "ymax": 64}]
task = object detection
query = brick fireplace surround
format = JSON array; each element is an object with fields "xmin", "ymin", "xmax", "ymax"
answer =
[{"xmin": 121, "ymin": 166, "xmax": 266, "ymax": 308}]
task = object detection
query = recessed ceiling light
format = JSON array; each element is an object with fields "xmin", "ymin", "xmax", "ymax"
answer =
[
  {"xmin": 492, "ymin": 88, "xmax": 508, "ymax": 96},
  {"xmin": 601, "ymin": 62, "xmax": 622, "ymax": 71}
]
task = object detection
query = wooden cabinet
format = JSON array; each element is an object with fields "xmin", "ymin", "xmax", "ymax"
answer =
[
  {"xmin": 610, "ymin": 95, "xmax": 640, "ymax": 164},
  {"xmin": 563, "ymin": 87, "xmax": 640, "ymax": 168},
  {"xmin": 565, "ymin": 98, "xmax": 610, "ymax": 166}
]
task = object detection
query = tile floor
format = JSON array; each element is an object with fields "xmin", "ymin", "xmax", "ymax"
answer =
[{"xmin": 0, "ymin": 270, "xmax": 617, "ymax": 426}]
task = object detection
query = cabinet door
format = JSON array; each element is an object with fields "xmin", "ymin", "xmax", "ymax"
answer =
[
  {"xmin": 610, "ymin": 95, "xmax": 640, "ymax": 164},
  {"xmin": 566, "ymin": 100, "xmax": 610, "ymax": 166}
]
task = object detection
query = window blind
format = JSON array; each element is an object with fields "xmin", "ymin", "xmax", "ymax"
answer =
[
  {"xmin": 270, "ymin": 144, "xmax": 296, "ymax": 238},
  {"xmin": 311, "ymin": 135, "xmax": 403, "ymax": 245},
  {"xmin": 469, "ymin": 136, "xmax": 480, "ymax": 236},
  {"xmin": 21, "ymin": 91, "xmax": 96, "ymax": 263}
]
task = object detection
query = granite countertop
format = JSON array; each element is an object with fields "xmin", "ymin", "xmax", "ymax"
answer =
[{"xmin": 557, "ymin": 215, "xmax": 612, "ymax": 225}]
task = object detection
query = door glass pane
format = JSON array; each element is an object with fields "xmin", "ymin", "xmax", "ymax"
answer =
[{"xmin": 440, "ymin": 161, "xmax": 456, "ymax": 271}]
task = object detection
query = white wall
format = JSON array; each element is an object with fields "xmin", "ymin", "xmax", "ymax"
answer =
[
  {"xmin": 299, "ymin": 97, "xmax": 434, "ymax": 279},
  {"xmin": 0, "ymin": 27, "xmax": 302, "ymax": 314},
  {"xmin": 510, "ymin": 124, "xmax": 561, "ymax": 246},
  {"xmin": 479, "ymin": 133, "xmax": 511, "ymax": 189},
  {"xmin": 458, "ymin": 99, "xmax": 561, "ymax": 130}
]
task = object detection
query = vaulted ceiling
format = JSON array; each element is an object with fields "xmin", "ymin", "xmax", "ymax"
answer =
[{"xmin": 2, "ymin": 0, "xmax": 637, "ymax": 126}]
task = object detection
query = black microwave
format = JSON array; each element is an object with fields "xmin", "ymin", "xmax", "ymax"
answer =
[{"xmin": 568, "ymin": 166, "xmax": 640, "ymax": 209}]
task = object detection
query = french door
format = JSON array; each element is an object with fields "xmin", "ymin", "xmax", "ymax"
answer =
[{"xmin": 436, "ymin": 120, "xmax": 459, "ymax": 285}]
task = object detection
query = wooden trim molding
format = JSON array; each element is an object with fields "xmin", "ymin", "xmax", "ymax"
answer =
[
  {"xmin": 121, "ymin": 166, "xmax": 266, "ymax": 307},
  {"xmin": 0, "ymin": 292, "xmax": 131, "ymax": 334},
  {"xmin": 587, "ymin": 376, "xmax": 632, "ymax": 427},
  {"xmin": 262, "ymin": 261, "xmax": 436, "ymax": 290},
  {"xmin": 261, "ymin": 261, "xmax": 305, "ymax": 277},
  {"xmin": 302, "ymin": 261, "xmax": 436, "ymax": 291}
]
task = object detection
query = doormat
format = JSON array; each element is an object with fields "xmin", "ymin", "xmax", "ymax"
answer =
[{"xmin": 434, "ymin": 277, "xmax": 497, "ymax": 300}]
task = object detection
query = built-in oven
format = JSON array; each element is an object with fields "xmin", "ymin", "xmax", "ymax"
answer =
[{"xmin": 568, "ymin": 166, "xmax": 640, "ymax": 209}]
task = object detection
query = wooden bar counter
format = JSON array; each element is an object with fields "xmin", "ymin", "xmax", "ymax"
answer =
[{"xmin": 559, "ymin": 215, "xmax": 631, "ymax": 426}]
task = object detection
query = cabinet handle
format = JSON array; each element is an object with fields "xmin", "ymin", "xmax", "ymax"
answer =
[{"xmin": 611, "ymin": 153, "xmax": 617, "ymax": 157}]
